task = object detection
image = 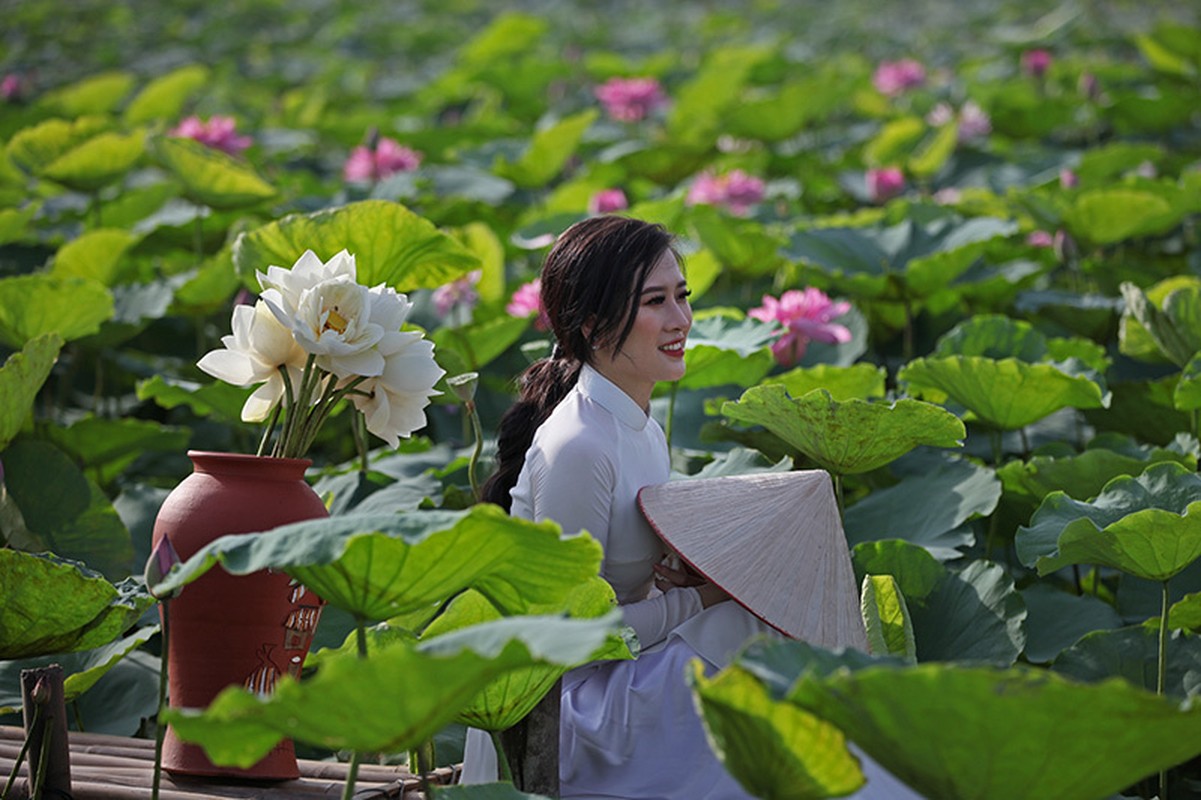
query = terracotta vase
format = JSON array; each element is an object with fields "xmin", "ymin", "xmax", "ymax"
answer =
[{"xmin": 151, "ymin": 450, "xmax": 328, "ymax": 780}]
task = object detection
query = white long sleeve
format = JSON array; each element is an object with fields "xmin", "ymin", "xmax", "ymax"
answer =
[{"xmin": 509, "ymin": 364, "xmax": 704, "ymax": 649}]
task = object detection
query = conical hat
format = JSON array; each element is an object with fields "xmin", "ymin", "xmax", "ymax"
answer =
[{"xmin": 637, "ymin": 470, "xmax": 868, "ymax": 651}]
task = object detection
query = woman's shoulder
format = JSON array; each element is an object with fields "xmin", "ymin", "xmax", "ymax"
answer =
[{"xmin": 530, "ymin": 390, "xmax": 620, "ymax": 461}]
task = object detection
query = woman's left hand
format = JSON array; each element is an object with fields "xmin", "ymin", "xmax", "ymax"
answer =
[{"xmin": 652, "ymin": 560, "xmax": 705, "ymax": 590}]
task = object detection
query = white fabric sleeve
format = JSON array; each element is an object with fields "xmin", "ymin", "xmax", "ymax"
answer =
[
  {"xmin": 525, "ymin": 433, "xmax": 704, "ymax": 650},
  {"xmin": 620, "ymin": 587, "xmax": 704, "ymax": 649}
]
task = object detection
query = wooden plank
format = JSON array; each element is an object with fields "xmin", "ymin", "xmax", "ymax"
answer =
[{"xmin": 0, "ymin": 726, "xmax": 459, "ymax": 799}]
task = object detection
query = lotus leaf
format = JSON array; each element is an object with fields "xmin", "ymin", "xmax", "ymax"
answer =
[
  {"xmin": 432, "ymin": 314, "xmax": 530, "ymax": 376},
  {"xmin": 1018, "ymin": 583, "xmax": 1123, "ymax": 664},
  {"xmin": 1120, "ymin": 280, "xmax": 1201, "ymax": 368},
  {"xmin": 232, "ymin": 199, "xmax": 480, "ymax": 292},
  {"xmin": 860, "ymin": 575, "xmax": 915, "ymax": 663},
  {"xmin": 165, "ymin": 612, "xmax": 622, "ymax": 765},
  {"xmin": 495, "ymin": 109, "xmax": 598, "ymax": 189},
  {"xmin": 909, "ymin": 560, "xmax": 1025, "ymax": 665},
  {"xmin": 899, "ymin": 356, "xmax": 1108, "ymax": 430},
  {"xmin": 688, "ymin": 205, "xmax": 787, "ymax": 277},
  {"xmin": 690, "ymin": 663, "xmax": 866, "ymax": 800},
  {"xmin": 6, "ymin": 117, "xmax": 112, "ymax": 175},
  {"xmin": 851, "ymin": 541, "xmax": 945, "ymax": 604},
  {"xmin": 0, "ymin": 274, "xmax": 114, "ymax": 348},
  {"xmin": 151, "ymin": 135, "xmax": 276, "ymax": 210},
  {"xmin": 0, "ymin": 550, "xmax": 152, "ymax": 659},
  {"xmin": 123, "ymin": 65, "xmax": 210, "ymax": 125},
  {"xmin": 151, "ymin": 505, "xmax": 603, "ymax": 619},
  {"xmin": 50, "ymin": 229, "xmax": 141, "ymax": 285},
  {"xmin": 1018, "ymin": 462, "xmax": 1201, "ymax": 581},
  {"xmin": 0, "ymin": 333, "xmax": 62, "ymax": 451},
  {"xmin": 676, "ymin": 314, "xmax": 777, "ymax": 391},
  {"xmin": 763, "ymin": 363, "xmax": 886, "ymax": 402},
  {"xmin": 40, "ymin": 131, "xmax": 145, "ymax": 192},
  {"xmin": 1052, "ymin": 625, "xmax": 1201, "ymax": 700},
  {"xmin": 722, "ymin": 385, "xmax": 964, "ymax": 475},
  {"xmin": 41, "ymin": 71, "xmax": 135, "ymax": 116},
  {"xmin": 765, "ymin": 641, "xmax": 1201, "ymax": 800}
]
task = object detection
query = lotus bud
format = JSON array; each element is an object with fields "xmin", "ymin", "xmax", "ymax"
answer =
[
  {"xmin": 448, "ymin": 372, "xmax": 479, "ymax": 404},
  {"xmin": 145, "ymin": 536, "xmax": 183, "ymax": 599}
]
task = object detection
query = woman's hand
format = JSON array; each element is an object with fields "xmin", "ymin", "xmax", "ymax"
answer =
[{"xmin": 652, "ymin": 562, "xmax": 729, "ymax": 608}]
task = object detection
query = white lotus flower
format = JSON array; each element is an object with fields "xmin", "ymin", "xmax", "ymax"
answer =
[
  {"xmin": 279, "ymin": 276, "xmax": 389, "ymax": 379},
  {"xmin": 197, "ymin": 300, "xmax": 307, "ymax": 422},
  {"xmin": 256, "ymin": 249, "xmax": 357, "ymax": 317},
  {"xmin": 350, "ymin": 331, "xmax": 445, "ymax": 448}
]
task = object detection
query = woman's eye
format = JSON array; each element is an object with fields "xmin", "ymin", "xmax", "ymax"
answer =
[
  {"xmin": 646, "ymin": 296, "xmax": 666, "ymax": 305},
  {"xmin": 678, "ymin": 289, "xmax": 692, "ymax": 301}
]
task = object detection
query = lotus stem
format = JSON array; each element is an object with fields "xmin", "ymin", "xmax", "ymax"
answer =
[
  {"xmin": 490, "ymin": 730, "xmax": 514, "ymax": 783},
  {"xmin": 1159, "ymin": 578, "xmax": 1170, "ymax": 800},
  {"xmin": 352, "ymin": 409, "xmax": 369, "ymax": 473},
  {"xmin": 341, "ymin": 617, "xmax": 370, "ymax": 800},
  {"xmin": 33, "ymin": 713, "xmax": 51, "ymax": 799},
  {"xmin": 152, "ymin": 603, "xmax": 169, "ymax": 800},
  {"xmin": 833, "ymin": 473, "xmax": 845, "ymax": 522},
  {"xmin": 467, "ymin": 399, "xmax": 483, "ymax": 501}
]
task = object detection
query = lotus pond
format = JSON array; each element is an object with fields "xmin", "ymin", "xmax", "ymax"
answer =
[{"xmin": 3, "ymin": 1, "xmax": 1201, "ymax": 798}]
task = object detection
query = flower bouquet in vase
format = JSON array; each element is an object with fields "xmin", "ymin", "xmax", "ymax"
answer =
[{"xmin": 151, "ymin": 249, "xmax": 444, "ymax": 779}]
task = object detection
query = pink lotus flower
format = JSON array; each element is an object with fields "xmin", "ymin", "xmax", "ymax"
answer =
[
  {"xmin": 343, "ymin": 136, "xmax": 422, "ymax": 183},
  {"xmin": 588, "ymin": 188, "xmax": 629, "ymax": 215},
  {"xmin": 928, "ymin": 101, "xmax": 991, "ymax": 143},
  {"xmin": 594, "ymin": 77, "xmax": 668, "ymax": 122},
  {"xmin": 685, "ymin": 169, "xmax": 765, "ymax": 216},
  {"xmin": 507, "ymin": 279, "xmax": 550, "ymax": 330},
  {"xmin": 1059, "ymin": 169, "xmax": 1078, "ymax": 189},
  {"xmin": 1021, "ymin": 49, "xmax": 1053, "ymax": 78},
  {"xmin": 170, "ymin": 115, "xmax": 253, "ymax": 155},
  {"xmin": 866, "ymin": 167, "xmax": 905, "ymax": 203},
  {"xmin": 2, "ymin": 73, "xmax": 29, "ymax": 102},
  {"xmin": 1026, "ymin": 230, "xmax": 1054, "ymax": 248},
  {"xmin": 872, "ymin": 59, "xmax": 926, "ymax": 96},
  {"xmin": 749, "ymin": 288, "xmax": 853, "ymax": 366},
  {"xmin": 432, "ymin": 270, "xmax": 481, "ymax": 319}
]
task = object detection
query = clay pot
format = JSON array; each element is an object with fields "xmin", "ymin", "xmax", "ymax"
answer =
[{"xmin": 151, "ymin": 451, "xmax": 327, "ymax": 779}]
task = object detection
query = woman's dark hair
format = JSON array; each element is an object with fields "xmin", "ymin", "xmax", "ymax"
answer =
[{"xmin": 481, "ymin": 216, "xmax": 677, "ymax": 510}]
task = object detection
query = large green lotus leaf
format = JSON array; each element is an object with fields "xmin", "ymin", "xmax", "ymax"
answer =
[
  {"xmin": 687, "ymin": 205, "xmax": 787, "ymax": 277},
  {"xmin": 898, "ymin": 356, "xmax": 1108, "ymax": 430},
  {"xmin": 667, "ymin": 45, "xmax": 763, "ymax": 146},
  {"xmin": 0, "ymin": 626, "xmax": 157, "ymax": 715},
  {"xmin": 41, "ymin": 131, "xmax": 144, "ymax": 192},
  {"xmin": 997, "ymin": 438, "xmax": 1195, "ymax": 521},
  {"xmin": 676, "ymin": 314, "xmax": 776, "ymax": 391},
  {"xmin": 165, "ymin": 613, "xmax": 621, "ymax": 764},
  {"xmin": 931, "ymin": 314, "xmax": 1048, "ymax": 361},
  {"xmin": 152, "ymin": 506, "xmax": 603, "ymax": 619},
  {"xmin": 771, "ymin": 643, "xmax": 1201, "ymax": 800},
  {"xmin": 784, "ymin": 216, "xmax": 1017, "ymax": 299},
  {"xmin": 136, "ymin": 374, "xmax": 248, "ymax": 423},
  {"xmin": 907, "ymin": 121, "xmax": 959, "ymax": 181},
  {"xmin": 232, "ymin": 199, "xmax": 480, "ymax": 292},
  {"xmin": 43, "ymin": 415, "xmax": 190, "ymax": 487},
  {"xmin": 1120, "ymin": 280, "xmax": 1201, "ymax": 368},
  {"xmin": 40, "ymin": 71, "xmax": 135, "ymax": 116},
  {"xmin": 1065, "ymin": 188, "xmax": 1182, "ymax": 246},
  {"xmin": 764, "ymin": 363, "xmax": 887, "ymax": 402},
  {"xmin": 123, "ymin": 65, "xmax": 210, "ymax": 125},
  {"xmin": 1118, "ymin": 275, "xmax": 1200, "ymax": 365},
  {"xmin": 690, "ymin": 663, "xmax": 866, "ymax": 800},
  {"xmin": 0, "ymin": 550, "xmax": 152, "ymax": 659},
  {"xmin": 150, "ymin": 135, "xmax": 275, "ymax": 210},
  {"xmin": 863, "ymin": 117, "xmax": 925, "ymax": 168},
  {"xmin": 0, "ymin": 274, "xmax": 114, "ymax": 348},
  {"xmin": 843, "ymin": 456, "xmax": 998, "ymax": 559},
  {"xmin": 4, "ymin": 439, "xmax": 136, "ymax": 579},
  {"xmin": 1175, "ymin": 352, "xmax": 1201, "ymax": 412},
  {"xmin": 432, "ymin": 314, "xmax": 530, "ymax": 376},
  {"xmin": 724, "ymin": 70, "xmax": 852, "ymax": 142},
  {"xmin": 1019, "ymin": 462, "xmax": 1201, "ymax": 581},
  {"xmin": 1018, "ymin": 583, "xmax": 1123, "ymax": 664},
  {"xmin": 5, "ymin": 117, "xmax": 111, "ymax": 176},
  {"xmin": 0, "ymin": 204, "xmax": 39, "ymax": 247},
  {"xmin": 494, "ymin": 110, "xmax": 597, "ymax": 189},
  {"xmin": 851, "ymin": 540, "xmax": 946, "ymax": 604},
  {"xmin": 1014, "ymin": 289, "xmax": 1123, "ymax": 341},
  {"xmin": 1052, "ymin": 626, "xmax": 1201, "ymax": 698},
  {"xmin": 0, "ymin": 333, "xmax": 62, "ymax": 451},
  {"xmin": 1084, "ymin": 376, "xmax": 1191, "ymax": 446},
  {"xmin": 50, "ymin": 229, "xmax": 141, "ymax": 285},
  {"xmin": 910, "ymin": 560, "xmax": 1025, "ymax": 665},
  {"xmin": 722, "ymin": 385, "xmax": 964, "ymax": 475},
  {"xmin": 860, "ymin": 575, "xmax": 915, "ymax": 663},
  {"xmin": 424, "ymin": 585, "xmax": 632, "ymax": 730}
]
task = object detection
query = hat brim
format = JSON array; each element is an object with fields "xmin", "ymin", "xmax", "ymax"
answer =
[{"xmin": 638, "ymin": 470, "xmax": 867, "ymax": 651}]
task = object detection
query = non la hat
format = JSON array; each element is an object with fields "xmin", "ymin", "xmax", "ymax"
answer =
[{"xmin": 637, "ymin": 470, "xmax": 868, "ymax": 651}]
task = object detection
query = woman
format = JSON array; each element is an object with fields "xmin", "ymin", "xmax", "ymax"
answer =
[{"xmin": 463, "ymin": 216, "xmax": 917, "ymax": 799}]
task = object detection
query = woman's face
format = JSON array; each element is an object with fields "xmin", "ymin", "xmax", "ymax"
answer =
[{"xmin": 592, "ymin": 249, "xmax": 692, "ymax": 410}]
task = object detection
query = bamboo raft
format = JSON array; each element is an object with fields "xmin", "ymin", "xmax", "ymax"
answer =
[{"xmin": 0, "ymin": 726, "xmax": 459, "ymax": 799}]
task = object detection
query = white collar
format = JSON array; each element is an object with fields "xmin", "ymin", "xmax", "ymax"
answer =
[{"xmin": 578, "ymin": 363, "xmax": 650, "ymax": 431}]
